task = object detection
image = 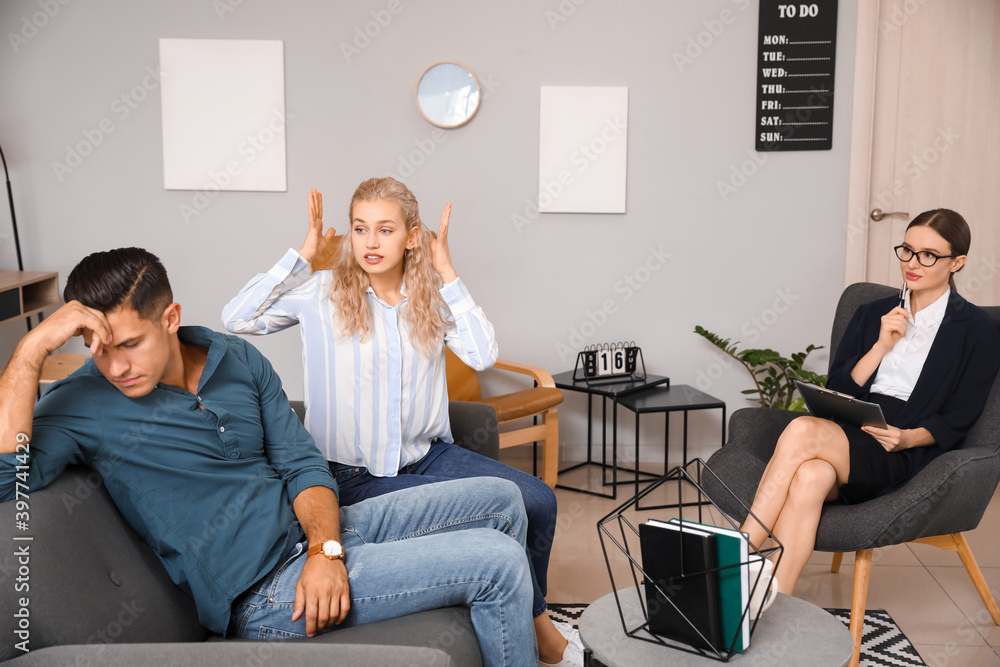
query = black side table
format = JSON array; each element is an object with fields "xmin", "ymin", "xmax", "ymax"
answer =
[
  {"xmin": 552, "ymin": 370, "xmax": 670, "ymax": 499},
  {"xmin": 616, "ymin": 385, "xmax": 726, "ymax": 510}
]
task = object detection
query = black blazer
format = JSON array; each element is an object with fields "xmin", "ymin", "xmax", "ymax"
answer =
[{"xmin": 826, "ymin": 290, "xmax": 1000, "ymax": 472}]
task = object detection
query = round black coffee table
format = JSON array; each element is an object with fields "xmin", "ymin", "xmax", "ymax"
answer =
[{"xmin": 579, "ymin": 589, "xmax": 854, "ymax": 666}]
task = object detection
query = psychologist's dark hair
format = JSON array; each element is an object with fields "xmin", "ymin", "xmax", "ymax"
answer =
[
  {"xmin": 64, "ymin": 248, "xmax": 173, "ymax": 321},
  {"xmin": 906, "ymin": 208, "xmax": 970, "ymax": 291}
]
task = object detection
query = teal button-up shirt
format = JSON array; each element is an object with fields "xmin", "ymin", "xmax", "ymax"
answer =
[{"xmin": 0, "ymin": 326, "xmax": 338, "ymax": 635}]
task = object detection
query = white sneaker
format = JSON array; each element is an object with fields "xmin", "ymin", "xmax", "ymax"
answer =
[
  {"xmin": 552, "ymin": 620, "xmax": 584, "ymax": 650},
  {"xmin": 538, "ymin": 637, "xmax": 584, "ymax": 667}
]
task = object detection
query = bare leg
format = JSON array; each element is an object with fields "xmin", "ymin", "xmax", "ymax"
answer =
[
  {"xmin": 770, "ymin": 459, "xmax": 840, "ymax": 594},
  {"xmin": 535, "ymin": 612, "xmax": 569, "ymax": 664},
  {"xmin": 741, "ymin": 417, "xmax": 851, "ymax": 548}
]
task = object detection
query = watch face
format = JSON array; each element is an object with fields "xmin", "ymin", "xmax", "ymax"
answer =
[{"xmin": 322, "ymin": 540, "xmax": 343, "ymax": 558}]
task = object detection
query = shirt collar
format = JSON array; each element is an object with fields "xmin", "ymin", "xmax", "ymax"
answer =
[
  {"xmin": 177, "ymin": 325, "xmax": 228, "ymax": 392},
  {"xmin": 365, "ymin": 282, "xmax": 409, "ymax": 306},
  {"xmin": 906, "ymin": 288, "xmax": 950, "ymax": 327}
]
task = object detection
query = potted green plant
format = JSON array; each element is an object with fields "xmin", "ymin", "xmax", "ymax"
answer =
[{"xmin": 694, "ymin": 326, "xmax": 827, "ymax": 411}]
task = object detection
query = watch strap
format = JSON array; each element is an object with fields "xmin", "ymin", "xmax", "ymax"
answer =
[{"xmin": 307, "ymin": 541, "xmax": 344, "ymax": 561}]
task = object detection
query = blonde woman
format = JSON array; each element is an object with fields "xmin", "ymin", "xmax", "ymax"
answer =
[{"xmin": 223, "ymin": 178, "xmax": 581, "ymax": 667}]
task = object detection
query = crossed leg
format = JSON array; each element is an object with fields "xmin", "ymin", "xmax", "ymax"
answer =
[{"xmin": 741, "ymin": 416, "xmax": 851, "ymax": 594}]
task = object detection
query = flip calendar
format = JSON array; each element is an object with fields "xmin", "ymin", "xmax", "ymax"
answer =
[{"xmin": 573, "ymin": 342, "xmax": 645, "ymax": 385}]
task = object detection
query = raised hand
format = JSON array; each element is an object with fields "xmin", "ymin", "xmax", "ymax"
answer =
[
  {"xmin": 298, "ymin": 188, "xmax": 337, "ymax": 263},
  {"xmin": 875, "ymin": 306, "xmax": 910, "ymax": 354},
  {"xmin": 850, "ymin": 304, "xmax": 912, "ymax": 387},
  {"xmin": 0, "ymin": 300, "xmax": 114, "ymax": 454},
  {"xmin": 26, "ymin": 300, "xmax": 113, "ymax": 359},
  {"xmin": 430, "ymin": 203, "xmax": 458, "ymax": 284}
]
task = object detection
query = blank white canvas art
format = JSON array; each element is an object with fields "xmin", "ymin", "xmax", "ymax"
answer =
[
  {"xmin": 160, "ymin": 38, "xmax": 287, "ymax": 191},
  {"xmin": 538, "ymin": 86, "xmax": 628, "ymax": 213}
]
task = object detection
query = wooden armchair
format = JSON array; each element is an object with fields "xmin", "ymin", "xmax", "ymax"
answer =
[{"xmin": 444, "ymin": 349, "xmax": 563, "ymax": 488}]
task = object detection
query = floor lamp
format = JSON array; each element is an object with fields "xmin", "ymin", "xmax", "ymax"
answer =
[{"xmin": 0, "ymin": 141, "xmax": 31, "ymax": 331}]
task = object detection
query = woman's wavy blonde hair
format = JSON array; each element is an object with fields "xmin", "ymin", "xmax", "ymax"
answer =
[{"xmin": 329, "ymin": 177, "xmax": 447, "ymax": 354}]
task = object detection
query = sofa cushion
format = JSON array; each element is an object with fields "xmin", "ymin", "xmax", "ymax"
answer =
[
  {"xmin": 0, "ymin": 466, "xmax": 208, "ymax": 661},
  {"xmin": 2, "ymin": 642, "xmax": 455, "ymax": 666},
  {"xmin": 300, "ymin": 606, "xmax": 481, "ymax": 665},
  {"xmin": 287, "ymin": 400, "xmax": 500, "ymax": 462}
]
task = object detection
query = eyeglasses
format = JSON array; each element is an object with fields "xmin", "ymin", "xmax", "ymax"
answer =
[{"xmin": 894, "ymin": 245, "xmax": 956, "ymax": 267}]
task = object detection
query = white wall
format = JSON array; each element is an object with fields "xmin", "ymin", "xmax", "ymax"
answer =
[{"xmin": 0, "ymin": 0, "xmax": 858, "ymax": 463}]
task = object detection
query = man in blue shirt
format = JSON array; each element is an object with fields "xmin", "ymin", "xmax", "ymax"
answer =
[{"xmin": 0, "ymin": 248, "xmax": 536, "ymax": 666}]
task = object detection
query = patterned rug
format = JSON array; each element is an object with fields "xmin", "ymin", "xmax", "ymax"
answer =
[
  {"xmin": 548, "ymin": 604, "xmax": 926, "ymax": 667},
  {"xmin": 823, "ymin": 608, "xmax": 925, "ymax": 667}
]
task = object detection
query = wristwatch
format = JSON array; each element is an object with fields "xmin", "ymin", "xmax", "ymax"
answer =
[{"xmin": 307, "ymin": 539, "xmax": 344, "ymax": 562}]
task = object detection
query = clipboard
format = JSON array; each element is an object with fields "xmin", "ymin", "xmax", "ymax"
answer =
[{"xmin": 794, "ymin": 381, "xmax": 888, "ymax": 429}]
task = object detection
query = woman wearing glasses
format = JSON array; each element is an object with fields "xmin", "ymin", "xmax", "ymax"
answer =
[{"xmin": 742, "ymin": 209, "xmax": 1000, "ymax": 595}]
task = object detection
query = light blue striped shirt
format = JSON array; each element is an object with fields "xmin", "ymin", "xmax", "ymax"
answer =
[{"xmin": 222, "ymin": 249, "xmax": 498, "ymax": 476}]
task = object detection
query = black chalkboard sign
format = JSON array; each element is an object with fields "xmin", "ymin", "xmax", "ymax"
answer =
[{"xmin": 755, "ymin": 0, "xmax": 839, "ymax": 151}]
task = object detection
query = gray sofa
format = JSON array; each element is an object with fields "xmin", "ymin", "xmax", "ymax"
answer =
[{"xmin": 0, "ymin": 400, "xmax": 500, "ymax": 666}]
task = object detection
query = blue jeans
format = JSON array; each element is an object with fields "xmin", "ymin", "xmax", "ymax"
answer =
[
  {"xmin": 331, "ymin": 440, "xmax": 558, "ymax": 617},
  {"xmin": 229, "ymin": 478, "xmax": 537, "ymax": 667}
]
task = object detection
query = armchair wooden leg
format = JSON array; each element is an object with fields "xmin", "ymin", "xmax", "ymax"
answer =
[
  {"xmin": 955, "ymin": 533, "xmax": 1000, "ymax": 625},
  {"xmin": 831, "ymin": 552, "xmax": 844, "ymax": 574},
  {"xmin": 848, "ymin": 549, "xmax": 872, "ymax": 667},
  {"xmin": 913, "ymin": 533, "xmax": 1000, "ymax": 625},
  {"xmin": 540, "ymin": 409, "xmax": 559, "ymax": 489}
]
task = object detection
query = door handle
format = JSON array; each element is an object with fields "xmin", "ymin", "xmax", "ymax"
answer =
[{"xmin": 870, "ymin": 208, "xmax": 909, "ymax": 222}]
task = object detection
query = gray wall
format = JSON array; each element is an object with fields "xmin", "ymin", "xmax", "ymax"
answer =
[{"xmin": 0, "ymin": 0, "xmax": 858, "ymax": 462}]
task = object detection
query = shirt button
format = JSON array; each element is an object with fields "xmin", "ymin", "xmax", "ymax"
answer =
[
  {"xmin": 220, "ymin": 427, "xmax": 226, "ymax": 433},
  {"xmin": 391, "ymin": 414, "xmax": 397, "ymax": 419}
]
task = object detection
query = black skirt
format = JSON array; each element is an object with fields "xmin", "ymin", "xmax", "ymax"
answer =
[{"xmin": 835, "ymin": 393, "xmax": 914, "ymax": 505}]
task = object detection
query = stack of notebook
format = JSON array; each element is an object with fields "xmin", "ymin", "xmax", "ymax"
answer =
[{"xmin": 638, "ymin": 518, "xmax": 752, "ymax": 653}]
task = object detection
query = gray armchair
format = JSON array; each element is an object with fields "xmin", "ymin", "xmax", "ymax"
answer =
[
  {"xmin": 0, "ymin": 401, "xmax": 500, "ymax": 666},
  {"xmin": 705, "ymin": 282, "xmax": 1000, "ymax": 667}
]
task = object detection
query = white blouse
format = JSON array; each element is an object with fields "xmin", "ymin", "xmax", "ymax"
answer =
[{"xmin": 870, "ymin": 289, "xmax": 950, "ymax": 401}]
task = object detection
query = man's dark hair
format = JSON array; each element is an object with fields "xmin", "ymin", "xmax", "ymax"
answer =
[{"xmin": 64, "ymin": 248, "xmax": 173, "ymax": 321}]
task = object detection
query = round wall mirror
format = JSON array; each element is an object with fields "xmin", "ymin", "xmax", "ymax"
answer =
[{"xmin": 415, "ymin": 62, "xmax": 481, "ymax": 129}]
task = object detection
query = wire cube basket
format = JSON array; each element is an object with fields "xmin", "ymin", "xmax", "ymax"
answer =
[{"xmin": 596, "ymin": 459, "xmax": 783, "ymax": 662}]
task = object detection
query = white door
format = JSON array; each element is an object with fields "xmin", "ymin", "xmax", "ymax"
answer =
[{"xmin": 845, "ymin": 0, "xmax": 1000, "ymax": 306}]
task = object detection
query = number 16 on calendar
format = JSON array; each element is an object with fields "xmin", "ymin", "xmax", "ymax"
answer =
[
  {"xmin": 597, "ymin": 348, "xmax": 627, "ymax": 375},
  {"xmin": 573, "ymin": 343, "xmax": 645, "ymax": 385}
]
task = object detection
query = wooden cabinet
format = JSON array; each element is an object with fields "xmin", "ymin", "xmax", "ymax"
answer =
[{"xmin": 0, "ymin": 271, "xmax": 59, "ymax": 327}]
